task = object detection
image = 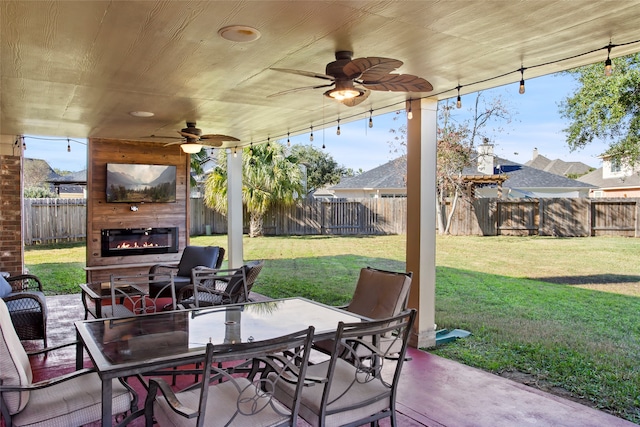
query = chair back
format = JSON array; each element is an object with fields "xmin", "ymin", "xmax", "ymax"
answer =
[
  {"xmin": 110, "ymin": 272, "xmax": 176, "ymax": 315},
  {"xmin": 238, "ymin": 260, "xmax": 264, "ymax": 303},
  {"xmin": 0, "ymin": 299, "xmax": 33, "ymax": 415},
  {"xmin": 147, "ymin": 325, "xmax": 315, "ymax": 427},
  {"xmin": 188, "ymin": 266, "xmax": 248, "ymax": 307},
  {"xmin": 347, "ymin": 267, "xmax": 412, "ymax": 319},
  {"xmin": 176, "ymin": 246, "xmax": 225, "ymax": 278},
  {"xmin": 282, "ymin": 309, "xmax": 416, "ymax": 427}
]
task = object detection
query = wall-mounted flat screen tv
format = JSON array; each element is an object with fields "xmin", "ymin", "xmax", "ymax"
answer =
[{"xmin": 106, "ymin": 163, "xmax": 177, "ymax": 203}]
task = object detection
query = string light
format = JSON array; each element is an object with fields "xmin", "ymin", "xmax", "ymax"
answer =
[
  {"xmin": 456, "ymin": 85, "xmax": 462, "ymax": 109},
  {"xmin": 518, "ymin": 67, "xmax": 526, "ymax": 94},
  {"xmin": 336, "ymin": 118, "xmax": 341, "ymax": 136},
  {"xmin": 267, "ymin": 137, "xmax": 270, "ymax": 149},
  {"xmin": 22, "ymin": 136, "xmax": 26, "ymax": 150},
  {"xmin": 249, "ymin": 142, "xmax": 253, "ymax": 155},
  {"xmin": 287, "ymin": 131, "xmax": 290, "ymax": 147},
  {"xmin": 604, "ymin": 43, "xmax": 613, "ymax": 76},
  {"xmin": 67, "ymin": 138, "xmax": 71, "ymax": 152},
  {"xmin": 310, "ymin": 125, "xmax": 314, "ymax": 142},
  {"xmin": 233, "ymin": 147, "xmax": 237, "ymax": 157},
  {"xmin": 407, "ymin": 99, "xmax": 413, "ymax": 120},
  {"xmin": 369, "ymin": 109, "xmax": 373, "ymax": 128}
]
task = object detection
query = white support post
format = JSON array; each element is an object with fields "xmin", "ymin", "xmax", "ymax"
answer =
[{"xmin": 226, "ymin": 149, "xmax": 244, "ymax": 269}]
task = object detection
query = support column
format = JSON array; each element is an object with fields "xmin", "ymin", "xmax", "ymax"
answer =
[
  {"xmin": 406, "ymin": 98, "xmax": 437, "ymax": 348},
  {"xmin": 226, "ymin": 149, "xmax": 244, "ymax": 269}
]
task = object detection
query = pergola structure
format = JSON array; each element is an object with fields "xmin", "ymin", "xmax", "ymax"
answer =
[{"xmin": 2, "ymin": 1, "xmax": 640, "ymax": 347}]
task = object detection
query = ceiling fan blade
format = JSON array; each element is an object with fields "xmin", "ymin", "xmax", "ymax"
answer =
[
  {"xmin": 361, "ymin": 74, "xmax": 433, "ymax": 92},
  {"xmin": 179, "ymin": 131, "xmax": 200, "ymax": 139},
  {"xmin": 267, "ymin": 83, "xmax": 334, "ymax": 98},
  {"xmin": 200, "ymin": 134, "xmax": 240, "ymax": 143},
  {"xmin": 270, "ymin": 68, "xmax": 334, "ymax": 81},
  {"xmin": 148, "ymin": 134, "xmax": 183, "ymax": 139},
  {"xmin": 340, "ymin": 89, "xmax": 371, "ymax": 107},
  {"xmin": 343, "ymin": 57, "xmax": 403, "ymax": 80},
  {"xmin": 163, "ymin": 141, "xmax": 183, "ymax": 146}
]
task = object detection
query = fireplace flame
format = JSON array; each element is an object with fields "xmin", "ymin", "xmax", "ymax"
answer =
[{"xmin": 115, "ymin": 241, "xmax": 160, "ymax": 249}]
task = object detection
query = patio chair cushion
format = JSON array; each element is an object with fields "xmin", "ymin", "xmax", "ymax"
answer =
[
  {"xmin": 0, "ymin": 298, "xmax": 32, "ymax": 413},
  {"xmin": 176, "ymin": 246, "xmax": 223, "ymax": 277},
  {"xmin": 346, "ymin": 267, "xmax": 411, "ymax": 319},
  {"xmin": 0, "ymin": 275, "xmax": 12, "ymax": 298}
]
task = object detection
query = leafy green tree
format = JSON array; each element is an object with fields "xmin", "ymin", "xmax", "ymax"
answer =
[
  {"xmin": 204, "ymin": 142, "xmax": 304, "ymax": 237},
  {"xmin": 560, "ymin": 53, "xmax": 640, "ymax": 166},
  {"xmin": 289, "ymin": 144, "xmax": 349, "ymax": 193}
]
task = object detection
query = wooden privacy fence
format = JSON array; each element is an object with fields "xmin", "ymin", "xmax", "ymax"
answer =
[
  {"xmin": 23, "ymin": 198, "xmax": 87, "ymax": 245},
  {"xmin": 446, "ymin": 197, "xmax": 640, "ymax": 237},
  {"xmin": 190, "ymin": 197, "xmax": 407, "ymax": 236},
  {"xmin": 22, "ymin": 197, "xmax": 640, "ymax": 244}
]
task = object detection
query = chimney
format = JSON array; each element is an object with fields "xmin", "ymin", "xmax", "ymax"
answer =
[
  {"xmin": 477, "ymin": 139, "xmax": 494, "ymax": 175},
  {"xmin": 532, "ymin": 147, "xmax": 538, "ymax": 160}
]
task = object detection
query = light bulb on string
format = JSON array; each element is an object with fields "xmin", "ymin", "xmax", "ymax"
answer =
[
  {"xmin": 233, "ymin": 147, "xmax": 237, "ymax": 158},
  {"xmin": 287, "ymin": 132, "xmax": 290, "ymax": 147},
  {"xmin": 67, "ymin": 138, "xmax": 71, "ymax": 152},
  {"xmin": 456, "ymin": 86, "xmax": 462, "ymax": 109},
  {"xmin": 336, "ymin": 118, "xmax": 341, "ymax": 136},
  {"xmin": 267, "ymin": 137, "xmax": 270, "ymax": 149},
  {"xmin": 407, "ymin": 99, "xmax": 413, "ymax": 120},
  {"xmin": 369, "ymin": 109, "xmax": 373, "ymax": 128},
  {"xmin": 249, "ymin": 142, "xmax": 253, "ymax": 156},
  {"xmin": 519, "ymin": 67, "xmax": 526, "ymax": 94},
  {"xmin": 310, "ymin": 125, "xmax": 314, "ymax": 142},
  {"xmin": 22, "ymin": 136, "xmax": 26, "ymax": 150},
  {"xmin": 604, "ymin": 44, "xmax": 613, "ymax": 76}
]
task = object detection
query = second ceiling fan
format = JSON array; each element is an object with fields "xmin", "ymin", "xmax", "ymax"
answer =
[
  {"xmin": 269, "ymin": 51, "xmax": 433, "ymax": 106},
  {"xmin": 162, "ymin": 122, "xmax": 240, "ymax": 153}
]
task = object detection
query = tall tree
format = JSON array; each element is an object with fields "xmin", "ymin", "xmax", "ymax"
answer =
[
  {"xmin": 387, "ymin": 92, "xmax": 512, "ymax": 234},
  {"xmin": 204, "ymin": 142, "xmax": 304, "ymax": 237},
  {"xmin": 560, "ymin": 53, "xmax": 640, "ymax": 166},
  {"xmin": 289, "ymin": 144, "xmax": 349, "ymax": 193}
]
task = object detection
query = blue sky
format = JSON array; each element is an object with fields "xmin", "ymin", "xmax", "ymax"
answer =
[{"xmin": 24, "ymin": 72, "xmax": 607, "ymax": 173}]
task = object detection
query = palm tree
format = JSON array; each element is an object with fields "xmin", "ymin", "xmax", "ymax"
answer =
[{"xmin": 204, "ymin": 142, "xmax": 303, "ymax": 237}]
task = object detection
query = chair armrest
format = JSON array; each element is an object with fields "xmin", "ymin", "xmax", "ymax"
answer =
[
  {"xmin": 0, "ymin": 368, "xmax": 96, "ymax": 392},
  {"xmin": 3, "ymin": 291, "xmax": 46, "ymax": 307},
  {"xmin": 149, "ymin": 263, "xmax": 179, "ymax": 275},
  {"xmin": 145, "ymin": 377, "xmax": 198, "ymax": 419},
  {"xmin": 26, "ymin": 340, "xmax": 77, "ymax": 357},
  {"xmin": 6, "ymin": 274, "xmax": 44, "ymax": 292}
]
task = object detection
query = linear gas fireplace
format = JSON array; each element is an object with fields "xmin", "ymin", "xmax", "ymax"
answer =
[{"xmin": 101, "ymin": 227, "xmax": 179, "ymax": 257}]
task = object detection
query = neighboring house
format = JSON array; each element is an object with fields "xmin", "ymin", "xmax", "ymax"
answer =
[
  {"xmin": 525, "ymin": 148, "xmax": 594, "ymax": 177},
  {"xmin": 330, "ymin": 145, "xmax": 594, "ymax": 199},
  {"xmin": 577, "ymin": 155, "xmax": 640, "ymax": 198},
  {"xmin": 48, "ymin": 169, "xmax": 87, "ymax": 198},
  {"xmin": 330, "ymin": 157, "xmax": 407, "ymax": 198}
]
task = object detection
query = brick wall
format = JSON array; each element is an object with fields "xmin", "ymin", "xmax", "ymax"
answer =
[{"xmin": 0, "ymin": 155, "xmax": 23, "ymax": 275}]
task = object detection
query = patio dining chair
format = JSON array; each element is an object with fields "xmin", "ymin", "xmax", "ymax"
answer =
[
  {"xmin": 272, "ymin": 309, "xmax": 416, "ymax": 427},
  {"xmin": 1, "ymin": 274, "xmax": 48, "ymax": 347},
  {"xmin": 144, "ymin": 326, "xmax": 315, "ymax": 427},
  {"xmin": 0, "ymin": 299, "xmax": 136, "ymax": 427}
]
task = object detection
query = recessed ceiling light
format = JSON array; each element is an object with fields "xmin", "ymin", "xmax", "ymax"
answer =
[
  {"xmin": 129, "ymin": 111, "xmax": 154, "ymax": 118},
  {"xmin": 218, "ymin": 25, "xmax": 261, "ymax": 43}
]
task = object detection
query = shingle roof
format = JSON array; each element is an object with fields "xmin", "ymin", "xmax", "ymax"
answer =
[
  {"xmin": 525, "ymin": 155, "xmax": 593, "ymax": 177},
  {"xmin": 578, "ymin": 168, "xmax": 640, "ymax": 188},
  {"xmin": 331, "ymin": 155, "xmax": 593, "ymax": 190},
  {"xmin": 330, "ymin": 157, "xmax": 406, "ymax": 189}
]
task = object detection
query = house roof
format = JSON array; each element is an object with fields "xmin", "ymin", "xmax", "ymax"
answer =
[
  {"xmin": 467, "ymin": 156, "xmax": 594, "ymax": 189},
  {"xmin": 578, "ymin": 168, "xmax": 640, "ymax": 189},
  {"xmin": 332, "ymin": 155, "xmax": 594, "ymax": 191},
  {"xmin": 524, "ymin": 155, "xmax": 594, "ymax": 177},
  {"xmin": 331, "ymin": 157, "xmax": 406, "ymax": 190}
]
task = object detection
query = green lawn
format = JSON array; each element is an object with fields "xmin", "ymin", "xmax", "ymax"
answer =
[{"xmin": 24, "ymin": 235, "xmax": 640, "ymax": 423}]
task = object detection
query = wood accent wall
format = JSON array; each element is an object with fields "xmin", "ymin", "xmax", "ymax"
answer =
[
  {"xmin": 0, "ymin": 154, "xmax": 24, "ymax": 276},
  {"xmin": 85, "ymin": 138, "xmax": 190, "ymax": 283}
]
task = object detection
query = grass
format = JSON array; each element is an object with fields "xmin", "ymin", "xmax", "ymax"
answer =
[{"xmin": 24, "ymin": 235, "xmax": 640, "ymax": 423}]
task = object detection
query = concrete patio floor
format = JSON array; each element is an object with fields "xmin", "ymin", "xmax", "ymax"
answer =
[{"xmin": 15, "ymin": 294, "xmax": 637, "ymax": 427}]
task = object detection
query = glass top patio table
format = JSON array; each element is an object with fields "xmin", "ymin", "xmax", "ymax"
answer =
[{"xmin": 74, "ymin": 297, "xmax": 368, "ymax": 427}]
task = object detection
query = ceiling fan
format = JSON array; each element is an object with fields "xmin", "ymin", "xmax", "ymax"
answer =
[
  {"xmin": 269, "ymin": 51, "xmax": 433, "ymax": 107},
  {"xmin": 158, "ymin": 122, "xmax": 240, "ymax": 153}
]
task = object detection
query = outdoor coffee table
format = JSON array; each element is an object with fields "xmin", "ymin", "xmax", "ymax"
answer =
[
  {"xmin": 80, "ymin": 282, "xmax": 146, "ymax": 319},
  {"xmin": 75, "ymin": 297, "xmax": 369, "ymax": 427}
]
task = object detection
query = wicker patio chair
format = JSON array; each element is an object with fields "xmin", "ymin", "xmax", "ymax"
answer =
[
  {"xmin": 1, "ymin": 274, "xmax": 48, "ymax": 347},
  {"xmin": 104, "ymin": 272, "xmax": 177, "ymax": 318},
  {"xmin": 0, "ymin": 299, "xmax": 136, "ymax": 427},
  {"xmin": 272, "ymin": 309, "xmax": 416, "ymax": 427},
  {"xmin": 144, "ymin": 326, "xmax": 315, "ymax": 427}
]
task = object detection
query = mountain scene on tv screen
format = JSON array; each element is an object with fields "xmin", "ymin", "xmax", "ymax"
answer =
[{"xmin": 106, "ymin": 164, "xmax": 176, "ymax": 203}]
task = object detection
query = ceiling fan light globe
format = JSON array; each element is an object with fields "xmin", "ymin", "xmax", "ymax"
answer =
[{"xmin": 181, "ymin": 143, "xmax": 203, "ymax": 154}]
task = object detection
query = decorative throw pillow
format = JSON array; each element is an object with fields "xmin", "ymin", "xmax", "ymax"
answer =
[{"xmin": 0, "ymin": 275, "xmax": 13, "ymax": 298}]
